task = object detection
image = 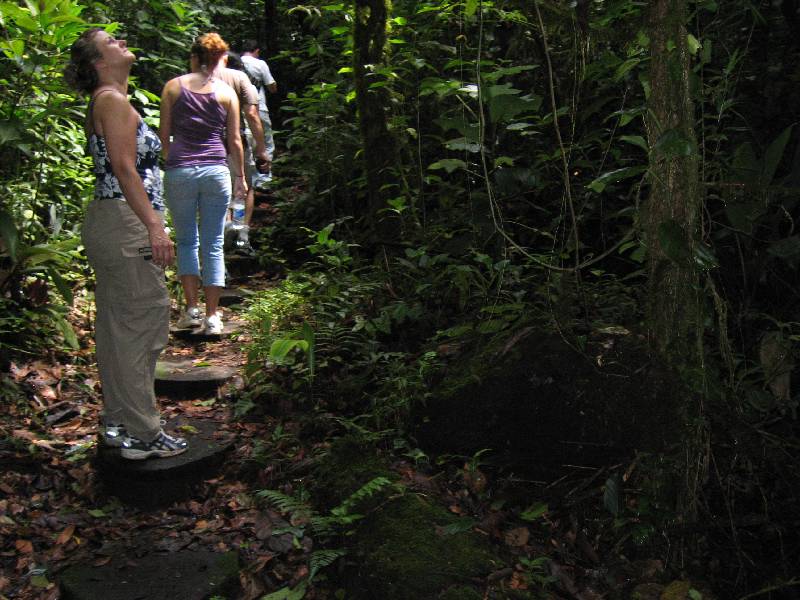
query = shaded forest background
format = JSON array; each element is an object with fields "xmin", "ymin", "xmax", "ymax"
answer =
[{"xmin": 2, "ymin": 0, "xmax": 800, "ymax": 597}]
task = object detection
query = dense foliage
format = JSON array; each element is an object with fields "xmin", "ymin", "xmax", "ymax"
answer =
[{"xmin": 2, "ymin": 0, "xmax": 799, "ymax": 596}]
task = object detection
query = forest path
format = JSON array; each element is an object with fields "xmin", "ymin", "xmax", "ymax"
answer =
[{"xmin": 0, "ymin": 197, "xmax": 309, "ymax": 599}]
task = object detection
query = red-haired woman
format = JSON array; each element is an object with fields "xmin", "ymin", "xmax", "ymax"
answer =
[{"xmin": 160, "ymin": 32, "xmax": 247, "ymax": 335}]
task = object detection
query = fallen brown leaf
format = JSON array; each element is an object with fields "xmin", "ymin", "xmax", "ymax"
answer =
[
  {"xmin": 15, "ymin": 539, "xmax": 33, "ymax": 554},
  {"xmin": 56, "ymin": 524, "xmax": 75, "ymax": 545},
  {"xmin": 504, "ymin": 526, "xmax": 530, "ymax": 547}
]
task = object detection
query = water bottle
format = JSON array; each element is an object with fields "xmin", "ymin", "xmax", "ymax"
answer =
[{"xmin": 231, "ymin": 200, "xmax": 245, "ymax": 230}]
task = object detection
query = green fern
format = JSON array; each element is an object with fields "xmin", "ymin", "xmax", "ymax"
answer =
[
  {"xmin": 331, "ymin": 476, "xmax": 394, "ymax": 517},
  {"xmin": 309, "ymin": 548, "xmax": 347, "ymax": 580},
  {"xmin": 256, "ymin": 489, "xmax": 312, "ymax": 515}
]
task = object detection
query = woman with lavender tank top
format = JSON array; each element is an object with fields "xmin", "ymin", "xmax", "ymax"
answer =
[{"xmin": 159, "ymin": 32, "xmax": 247, "ymax": 335}]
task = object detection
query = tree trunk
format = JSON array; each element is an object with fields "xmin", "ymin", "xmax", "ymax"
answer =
[
  {"xmin": 353, "ymin": 0, "xmax": 396, "ymax": 236},
  {"xmin": 644, "ymin": 0, "xmax": 701, "ymax": 364},
  {"xmin": 645, "ymin": 0, "xmax": 707, "ymax": 526}
]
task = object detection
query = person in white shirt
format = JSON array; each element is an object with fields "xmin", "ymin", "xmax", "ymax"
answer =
[
  {"xmin": 240, "ymin": 39, "xmax": 277, "ymax": 165},
  {"xmin": 237, "ymin": 40, "xmax": 277, "ymax": 253}
]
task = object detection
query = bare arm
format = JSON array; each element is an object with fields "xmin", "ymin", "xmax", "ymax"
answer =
[
  {"xmin": 96, "ymin": 92, "xmax": 174, "ymax": 268},
  {"xmin": 158, "ymin": 79, "xmax": 179, "ymax": 160},
  {"xmin": 222, "ymin": 89, "xmax": 247, "ymax": 200},
  {"xmin": 266, "ymin": 81, "xmax": 277, "ymax": 94},
  {"xmin": 243, "ymin": 103, "xmax": 269, "ymax": 170}
]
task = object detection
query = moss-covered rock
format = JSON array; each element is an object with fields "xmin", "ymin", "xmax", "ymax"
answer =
[
  {"xmin": 311, "ymin": 435, "xmax": 394, "ymax": 509},
  {"xmin": 348, "ymin": 494, "xmax": 496, "ymax": 600},
  {"xmin": 438, "ymin": 585, "xmax": 484, "ymax": 600}
]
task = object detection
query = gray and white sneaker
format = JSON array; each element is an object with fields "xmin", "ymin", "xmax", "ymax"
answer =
[
  {"xmin": 100, "ymin": 423, "xmax": 128, "ymax": 447},
  {"xmin": 176, "ymin": 306, "xmax": 203, "ymax": 329},
  {"xmin": 121, "ymin": 430, "xmax": 188, "ymax": 460},
  {"xmin": 101, "ymin": 419, "xmax": 167, "ymax": 447}
]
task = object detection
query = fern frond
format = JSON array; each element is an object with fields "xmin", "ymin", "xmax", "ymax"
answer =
[
  {"xmin": 256, "ymin": 489, "xmax": 312, "ymax": 515},
  {"xmin": 332, "ymin": 476, "xmax": 394, "ymax": 516},
  {"xmin": 309, "ymin": 548, "xmax": 347, "ymax": 580}
]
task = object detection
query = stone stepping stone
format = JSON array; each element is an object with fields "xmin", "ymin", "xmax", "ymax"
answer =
[
  {"xmin": 225, "ymin": 253, "xmax": 260, "ymax": 278},
  {"xmin": 219, "ymin": 286, "xmax": 246, "ymax": 307},
  {"xmin": 170, "ymin": 320, "xmax": 241, "ymax": 342},
  {"xmin": 155, "ymin": 359, "xmax": 237, "ymax": 398},
  {"xmin": 60, "ymin": 549, "xmax": 239, "ymax": 600},
  {"xmin": 95, "ymin": 418, "xmax": 234, "ymax": 508}
]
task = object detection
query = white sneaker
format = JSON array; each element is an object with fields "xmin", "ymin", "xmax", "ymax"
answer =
[
  {"xmin": 204, "ymin": 313, "xmax": 223, "ymax": 335},
  {"xmin": 176, "ymin": 306, "xmax": 202, "ymax": 329}
]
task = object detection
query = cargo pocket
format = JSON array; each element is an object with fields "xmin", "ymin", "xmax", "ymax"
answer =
[{"xmin": 119, "ymin": 245, "xmax": 169, "ymax": 307}]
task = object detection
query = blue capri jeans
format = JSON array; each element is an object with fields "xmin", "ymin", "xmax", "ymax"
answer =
[{"xmin": 164, "ymin": 164, "xmax": 230, "ymax": 287}]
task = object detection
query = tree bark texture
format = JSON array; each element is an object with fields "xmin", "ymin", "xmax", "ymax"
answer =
[
  {"xmin": 353, "ymin": 0, "xmax": 396, "ymax": 231},
  {"xmin": 644, "ymin": 0, "xmax": 701, "ymax": 363}
]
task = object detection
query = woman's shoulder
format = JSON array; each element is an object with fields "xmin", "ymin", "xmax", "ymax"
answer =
[{"xmin": 92, "ymin": 89, "xmax": 133, "ymax": 116}]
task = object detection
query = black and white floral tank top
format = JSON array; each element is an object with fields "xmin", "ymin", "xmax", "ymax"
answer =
[{"xmin": 87, "ymin": 102, "xmax": 164, "ymax": 212}]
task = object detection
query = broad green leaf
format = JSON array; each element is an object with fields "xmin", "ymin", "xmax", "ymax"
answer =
[
  {"xmin": 0, "ymin": 119, "xmax": 25, "ymax": 145},
  {"xmin": 428, "ymin": 159, "xmax": 467, "ymax": 173},
  {"xmin": 440, "ymin": 518, "xmax": 476, "ymax": 535},
  {"xmin": 762, "ymin": 125, "xmax": 794, "ymax": 186},
  {"xmin": 693, "ymin": 244, "xmax": 718, "ymax": 271},
  {"xmin": 261, "ymin": 582, "xmax": 307, "ymax": 600},
  {"xmin": 724, "ymin": 200, "xmax": 761, "ymax": 234},
  {"xmin": 729, "ymin": 142, "xmax": 760, "ymax": 185},
  {"xmin": 588, "ymin": 166, "xmax": 647, "ymax": 193},
  {"xmin": 55, "ymin": 315, "xmax": 79, "ymax": 350},
  {"xmin": 686, "ymin": 34, "xmax": 702, "ymax": 55},
  {"xmin": 614, "ymin": 57, "xmax": 641, "ymax": 81},
  {"xmin": 767, "ymin": 235, "xmax": 800, "ymax": 267},
  {"xmin": 619, "ymin": 135, "xmax": 648, "ymax": 152},
  {"xmin": 657, "ymin": 219, "xmax": 691, "ymax": 265},
  {"xmin": 444, "ymin": 138, "xmax": 481, "ymax": 153},
  {"xmin": 47, "ymin": 267, "xmax": 73, "ymax": 305},
  {"xmin": 465, "ymin": 0, "xmax": 478, "ymax": 17},
  {"xmin": 0, "ymin": 209, "xmax": 19, "ymax": 262},
  {"xmin": 653, "ymin": 129, "xmax": 696, "ymax": 158},
  {"xmin": 603, "ymin": 474, "xmax": 622, "ymax": 516},
  {"xmin": 270, "ymin": 339, "xmax": 308, "ymax": 362},
  {"xmin": 520, "ymin": 502, "xmax": 548, "ymax": 521},
  {"xmin": 302, "ymin": 321, "xmax": 315, "ymax": 378}
]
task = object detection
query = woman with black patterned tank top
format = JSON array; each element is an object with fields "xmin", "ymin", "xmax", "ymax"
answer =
[{"xmin": 65, "ymin": 28, "xmax": 187, "ymax": 460}]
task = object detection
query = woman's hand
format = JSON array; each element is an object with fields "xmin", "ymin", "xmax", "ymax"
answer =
[
  {"xmin": 147, "ymin": 224, "xmax": 175, "ymax": 268},
  {"xmin": 233, "ymin": 175, "xmax": 248, "ymax": 201}
]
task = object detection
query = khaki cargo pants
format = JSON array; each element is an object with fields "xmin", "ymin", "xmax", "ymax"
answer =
[{"xmin": 82, "ymin": 199, "xmax": 169, "ymax": 442}]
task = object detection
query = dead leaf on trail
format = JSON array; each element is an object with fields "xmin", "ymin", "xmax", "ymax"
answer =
[
  {"xmin": 509, "ymin": 570, "xmax": 529, "ymax": 590},
  {"xmin": 56, "ymin": 524, "xmax": 75, "ymax": 545},
  {"xmin": 15, "ymin": 539, "xmax": 33, "ymax": 554},
  {"xmin": 194, "ymin": 519, "xmax": 209, "ymax": 531},
  {"xmin": 92, "ymin": 556, "xmax": 112, "ymax": 567},
  {"xmin": 504, "ymin": 526, "xmax": 530, "ymax": 547},
  {"xmin": 255, "ymin": 518, "xmax": 273, "ymax": 540},
  {"xmin": 239, "ymin": 570, "xmax": 267, "ymax": 600},
  {"xmin": 0, "ymin": 576, "xmax": 9, "ymax": 592},
  {"xmin": 12, "ymin": 429, "xmax": 37, "ymax": 441}
]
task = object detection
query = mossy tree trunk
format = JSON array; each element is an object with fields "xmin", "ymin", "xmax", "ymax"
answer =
[
  {"xmin": 643, "ymin": 0, "xmax": 701, "ymax": 365},
  {"xmin": 353, "ymin": 0, "xmax": 397, "ymax": 237},
  {"xmin": 645, "ymin": 0, "xmax": 707, "ymax": 525}
]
